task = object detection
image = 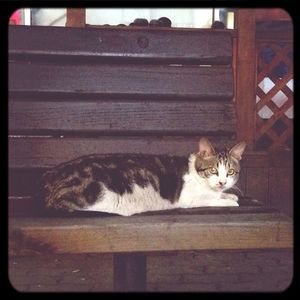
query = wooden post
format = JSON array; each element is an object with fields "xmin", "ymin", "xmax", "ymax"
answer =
[
  {"xmin": 113, "ymin": 253, "xmax": 147, "ymax": 292},
  {"xmin": 235, "ymin": 9, "xmax": 256, "ymax": 150},
  {"xmin": 66, "ymin": 8, "xmax": 85, "ymax": 27}
]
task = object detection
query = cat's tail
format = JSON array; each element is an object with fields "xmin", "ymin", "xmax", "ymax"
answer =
[{"xmin": 31, "ymin": 170, "xmax": 67, "ymax": 217}]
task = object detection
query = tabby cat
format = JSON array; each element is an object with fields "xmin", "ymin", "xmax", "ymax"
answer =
[{"xmin": 41, "ymin": 138, "xmax": 246, "ymax": 216}]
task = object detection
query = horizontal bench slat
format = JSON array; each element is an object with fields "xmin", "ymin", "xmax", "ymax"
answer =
[
  {"xmin": 9, "ymin": 136, "xmax": 236, "ymax": 168},
  {"xmin": 9, "ymin": 62, "xmax": 233, "ymax": 99},
  {"xmin": 9, "ymin": 25, "xmax": 232, "ymax": 64},
  {"xmin": 9, "ymin": 101, "xmax": 236, "ymax": 134},
  {"xmin": 9, "ymin": 137, "xmax": 292, "ymax": 169},
  {"xmin": 9, "ymin": 213, "xmax": 293, "ymax": 255}
]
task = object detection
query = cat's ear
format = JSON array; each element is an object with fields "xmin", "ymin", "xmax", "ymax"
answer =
[
  {"xmin": 229, "ymin": 141, "xmax": 246, "ymax": 160},
  {"xmin": 198, "ymin": 138, "xmax": 216, "ymax": 158}
]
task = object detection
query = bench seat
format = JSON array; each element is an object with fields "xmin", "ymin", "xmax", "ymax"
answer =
[{"xmin": 10, "ymin": 209, "xmax": 293, "ymax": 256}]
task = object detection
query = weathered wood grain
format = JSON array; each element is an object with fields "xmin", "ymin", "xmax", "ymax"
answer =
[
  {"xmin": 9, "ymin": 169, "xmax": 45, "ymax": 197},
  {"xmin": 256, "ymin": 29, "xmax": 293, "ymax": 41},
  {"xmin": 269, "ymin": 168, "xmax": 293, "ymax": 216},
  {"xmin": 9, "ymin": 25, "xmax": 232, "ymax": 64},
  {"xmin": 146, "ymin": 248, "xmax": 293, "ymax": 292},
  {"xmin": 113, "ymin": 253, "xmax": 147, "ymax": 291},
  {"xmin": 9, "ymin": 101, "xmax": 236, "ymax": 134},
  {"xmin": 8, "ymin": 136, "xmax": 236, "ymax": 168},
  {"xmin": 9, "ymin": 213, "xmax": 293, "ymax": 255},
  {"xmin": 9, "ymin": 252, "xmax": 114, "ymax": 291},
  {"xmin": 235, "ymin": 10, "xmax": 256, "ymax": 149},
  {"xmin": 246, "ymin": 168, "xmax": 269, "ymax": 205},
  {"xmin": 9, "ymin": 62, "xmax": 233, "ymax": 99},
  {"xmin": 241, "ymin": 150, "xmax": 293, "ymax": 168},
  {"xmin": 9, "ymin": 137, "xmax": 292, "ymax": 169}
]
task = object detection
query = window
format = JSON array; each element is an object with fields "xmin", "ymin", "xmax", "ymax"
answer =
[{"xmin": 13, "ymin": 8, "xmax": 235, "ymax": 29}]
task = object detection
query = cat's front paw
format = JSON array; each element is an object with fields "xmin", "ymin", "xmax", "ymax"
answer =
[
  {"xmin": 221, "ymin": 193, "xmax": 239, "ymax": 202},
  {"xmin": 218, "ymin": 199, "xmax": 239, "ymax": 207},
  {"xmin": 209, "ymin": 198, "xmax": 239, "ymax": 207}
]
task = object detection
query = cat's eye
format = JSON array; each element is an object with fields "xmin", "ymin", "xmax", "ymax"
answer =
[
  {"xmin": 209, "ymin": 167, "xmax": 218, "ymax": 174},
  {"xmin": 227, "ymin": 169, "xmax": 236, "ymax": 176}
]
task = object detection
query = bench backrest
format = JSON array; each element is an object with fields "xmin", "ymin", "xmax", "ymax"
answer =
[{"xmin": 9, "ymin": 25, "xmax": 235, "ymax": 216}]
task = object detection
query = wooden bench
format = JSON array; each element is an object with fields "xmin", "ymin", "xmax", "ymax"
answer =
[{"xmin": 9, "ymin": 25, "xmax": 293, "ymax": 291}]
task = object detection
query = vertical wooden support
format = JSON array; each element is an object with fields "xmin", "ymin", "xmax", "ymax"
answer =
[
  {"xmin": 235, "ymin": 9, "xmax": 256, "ymax": 150},
  {"xmin": 113, "ymin": 253, "xmax": 147, "ymax": 292},
  {"xmin": 66, "ymin": 8, "xmax": 86, "ymax": 27}
]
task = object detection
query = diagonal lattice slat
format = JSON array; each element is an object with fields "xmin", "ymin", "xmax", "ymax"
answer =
[
  {"xmin": 256, "ymin": 70, "xmax": 293, "ymax": 111},
  {"xmin": 257, "ymin": 44, "xmax": 292, "ymax": 83},
  {"xmin": 256, "ymin": 99, "xmax": 293, "ymax": 140}
]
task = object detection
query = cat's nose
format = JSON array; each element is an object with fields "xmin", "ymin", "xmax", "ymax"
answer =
[{"xmin": 218, "ymin": 180, "xmax": 227, "ymax": 187}]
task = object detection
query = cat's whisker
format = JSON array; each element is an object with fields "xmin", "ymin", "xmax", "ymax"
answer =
[{"xmin": 230, "ymin": 185, "xmax": 244, "ymax": 197}]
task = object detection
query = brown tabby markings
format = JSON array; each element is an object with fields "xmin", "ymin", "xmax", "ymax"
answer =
[
  {"xmin": 42, "ymin": 154, "xmax": 189, "ymax": 212},
  {"xmin": 194, "ymin": 150, "xmax": 240, "ymax": 179}
]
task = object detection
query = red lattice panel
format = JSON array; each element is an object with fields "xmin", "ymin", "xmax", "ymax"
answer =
[{"xmin": 255, "ymin": 41, "xmax": 293, "ymax": 150}]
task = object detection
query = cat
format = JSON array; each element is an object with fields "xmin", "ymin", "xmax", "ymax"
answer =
[{"xmin": 40, "ymin": 138, "xmax": 246, "ymax": 216}]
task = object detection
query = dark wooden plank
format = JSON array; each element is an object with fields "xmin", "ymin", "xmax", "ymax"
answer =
[
  {"xmin": 8, "ymin": 136, "xmax": 237, "ymax": 169},
  {"xmin": 9, "ymin": 62, "xmax": 233, "ymax": 99},
  {"xmin": 9, "ymin": 197, "xmax": 42, "ymax": 217},
  {"xmin": 9, "ymin": 101, "xmax": 236, "ymax": 135},
  {"xmin": 9, "ymin": 25, "xmax": 232, "ymax": 64},
  {"xmin": 269, "ymin": 150, "xmax": 293, "ymax": 168},
  {"xmin": 241, "ymin": 151, "xmax": 293, "ymax": 168},
  {"xmin": 9, "ymin": 213, "xmax": 293, "ymax": 255},
  {"xmin": 146, "ymin": 248, "xmax": 293, "ymax": 292},
  {"xmin": 235, "ymin": 10, "xmax": 256, "ymax": 149},
  {"xmin": 256, "ymin": 29, "xmax": 293, "ymax": 41},
  {"xmin": 246, "ymin": 168, "xmax": 269, "ymax": 205},
  {"xmin": 241, "ymin": 152, "xmax": 269, "ymax": 168},
  {"xmin": 254, "ymin": 9, "xmax": 291, "ymax": 22},
  {"xmin": 9, "ymin": 168, "xmax": 45, "ymax": 197},
  {"xmin": 10, "ymin": 138, "xmax": 292, "ymax": 169},
  {"xmin": 113, "ymin": 253, "xmax": 147, "ymax": 292},
  {"xmin": 268, "ymin": 168, "xmax": 293, "ymax": 216}
]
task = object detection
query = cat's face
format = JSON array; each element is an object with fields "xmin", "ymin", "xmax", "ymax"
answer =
[{"xmin": 194, "ymin": 138, "xmax": 246, "ymax": 192}]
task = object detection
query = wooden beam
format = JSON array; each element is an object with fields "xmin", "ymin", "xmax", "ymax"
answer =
[
  {"xmin": 256, "ymin": 29, "xmax": 293, "ymax": 41},
  {"xmin": 9, "ymin": 63, "xmax": 233, "ymax": 100},
  {"xmin": 9, "ymin": 213, "xmax": 293, "ymax": 256},
  {"xmin": 66, "ymin": 9, "xmax": 85, "ymax": 27},
  {"xmin": 235, "ymin": 9, "xmax": 257, "ymax": 150},
  {"xmin": 113, "ymin": 253, "xmax": 147, "ymax": 291},
  {"xmin": 9, "ymin": 100, "xmax": 236, "ymax": 135},
  {"xmin": 9, "ymin": 25, "xmax": 233, "ymax": 65},
  {"xmin": 8, "ymin": 136, "xmax": 236, "ymax": 169},
  {"xmin": 254, "ymin": 9, "xmax": 291, "ymax": 22},
  {"xmin": 8, "ymin": 137, "xmax": 292, "ymax": 170}
]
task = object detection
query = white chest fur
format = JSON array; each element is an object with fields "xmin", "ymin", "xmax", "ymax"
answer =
[{"xmin": 177, "ymin": 172, "xmax": 220, "ymax": 208}]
